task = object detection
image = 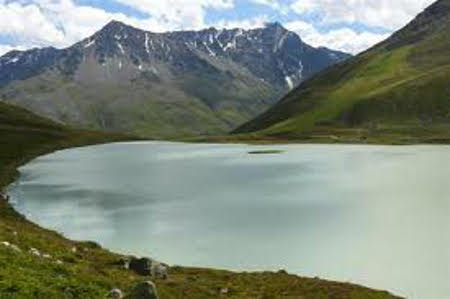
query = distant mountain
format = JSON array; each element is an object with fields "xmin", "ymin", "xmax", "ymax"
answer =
[
  {"xmin": 235, "ymin": 0, "xmax": 450, "ymax": 143},
  {"xmin": 0, "ymin": 21, "xmax": 349, "ymax": 138}
]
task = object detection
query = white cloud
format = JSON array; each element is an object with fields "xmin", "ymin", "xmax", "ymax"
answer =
[
  {"xmin": 0, "ymin": 0, "xmax": 140, "ymax": 48},
  {"xmin": 0, "ymin": 0, "xmax": 437, "ymax": 56},
  {"xmin": 0, "ymin": 0, "xmax": 237, "ymax": 55},
  {"xmin": 113, "ymin": 0, "xmax": 234, "ymax": 30},
  {"xmin": 213, "ymin": 15, "xmax": 270, "ymax": 30},
  {"xmin": 0, "ymin": 0, "xmax": 189, "ymax": 54},
  {"xmin": 0, "ymin": 44, "xmax": 27, "ymax": 56},
  {"xmin": 285, "ymin": 20, "xmax": 390, "ymax": 54},
  {"xmin": 291, "ymin": 0, "xmax": 435, "ymax": 30},
  {"xmin": 249, "ymin": 0, "xmax": 289, "ymax": 14}
]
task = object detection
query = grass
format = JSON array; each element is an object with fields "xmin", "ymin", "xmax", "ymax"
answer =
[
  {"xmin": 0, "ymin": 101, "xmax": 403, "ymax": 298},
  {"xmin": 234, "ymin": 0, "xmax": 450, "ymax": 143}
]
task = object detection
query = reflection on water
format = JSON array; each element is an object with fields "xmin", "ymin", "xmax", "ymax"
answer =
[{"xmin": 8, "ymin": 142, "xmax": 450, "ymax": 299}]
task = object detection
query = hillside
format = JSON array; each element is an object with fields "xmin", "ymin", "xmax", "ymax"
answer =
[
  {"xmin": 0, "ymin": 103, "xmax": 401, "ymax": 298},
  {"xmin": 235, "ymin": 0, "xmax": 450, "ymax": 144},
  {"xmin": 0, "ymin": 22, "xmax": 349, "ymax": 139}
]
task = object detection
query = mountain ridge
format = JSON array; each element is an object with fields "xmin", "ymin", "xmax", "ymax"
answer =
[{"xmin": 0, "ymin": 21, "xmax": 349, "ymax": 138}]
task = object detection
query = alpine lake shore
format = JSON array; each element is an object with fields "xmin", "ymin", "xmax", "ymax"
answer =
[{"xmin": 0, "ymin": 103, "xmax": 405, "ymax": 299}]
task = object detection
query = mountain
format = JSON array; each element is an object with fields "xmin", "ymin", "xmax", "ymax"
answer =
[
  {"xmin": 235, "ymin": 0, "xmax": 450, "ymax": 143},
  {"xmin": 0, "ymin": 21, "xmax": 349, "ymax": 138}
]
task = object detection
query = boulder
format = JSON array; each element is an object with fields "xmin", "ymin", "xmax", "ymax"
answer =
[
  {"xmin": 127, "ymin": 281, "xmax": 158, "ymax": 299},
  {"xmin": 129, "ymin": 257, "xmax": 152, "ymax": 276},
  {"xmin": 107, "ymin": 288, "xmax": 123, "ymax": 299},
  {"xmin": 114, "ymin": 258, "xmax": 130, "ymax": 270},
  {"xmin": 154, "ymin": 264, "xmax": 168, "ymax": 279}
]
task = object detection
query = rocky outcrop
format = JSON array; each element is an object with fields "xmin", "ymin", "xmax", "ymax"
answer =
[
  {"xmin": 127, "ymin": 281, "xmax": 158, "ymax": 299},
  {"xmin": 129, "ymin": 257, "xmax": 153, "ymax": 276}
]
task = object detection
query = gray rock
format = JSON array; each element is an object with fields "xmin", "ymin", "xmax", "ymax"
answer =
[
  {"xmin": 115, "ymin": 258, "xmax": 130, "ymax": 270},
  {"xmin": 127, "ymin": 281, "xmax": 158, "ymax": 299},
  {"xmin": 129, "ymin": 257, "xmax": 153, "ymax": 276},
  {"xmin": 107, "ymin": 288, "xmax": 123, "ymax": 299},
  {"xmin": 29, "ymin": 248, "xmax": 41, "ymax": 257},
  {"xmin": 154, "ymin": 264, "xmax": 168, "ymax": 279}
]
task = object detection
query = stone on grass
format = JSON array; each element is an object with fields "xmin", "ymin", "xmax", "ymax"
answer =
[
  {"xmin": 128, "ymin": 281, "xmax": 158, "ymax": 299},
  {"xmin": 116, "ymin": 258, "xmax": 130, "ymax": 270},
  {"xmin": 29, "ymin": 248, "xmax": 41, "ymax": 257},
  {"xmin": 154, "ymin": 264, "xmax": 168, "ymax": 279},
  {"xmin": 107, "ymin": 288, "xmax": 123, "ymax": 299},
  {"xmin": 129, "ymin": 257, "xmax": 153, "ymax": 276}
]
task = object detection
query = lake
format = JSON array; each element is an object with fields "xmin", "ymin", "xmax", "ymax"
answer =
[{"xmin": 7, "ymin": 142, "xmax": 450, "ymax": 299}]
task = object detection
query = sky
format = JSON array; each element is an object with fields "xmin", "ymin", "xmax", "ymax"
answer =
[{"xmin": 0, "ymin": 0, "xmax": 436, "ymax": 56}]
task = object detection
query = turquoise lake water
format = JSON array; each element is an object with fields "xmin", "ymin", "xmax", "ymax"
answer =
[{"xmin": 8, "ymin": 142, "xmax": 450, "ymax": 299}]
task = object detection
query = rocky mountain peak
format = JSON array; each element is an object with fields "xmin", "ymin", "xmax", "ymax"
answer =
[{"xmin": 263, "ymin": 22, "xmax": 286, "ymax": 30}]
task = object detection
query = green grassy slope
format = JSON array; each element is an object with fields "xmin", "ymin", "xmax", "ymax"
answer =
[
  {"xmin": 234, "ymin": 0, "xmax": 450, "ymax": 144},
  {"xmin": 0, "ymin": 102, "xmax": 401, "ymax": 298}
]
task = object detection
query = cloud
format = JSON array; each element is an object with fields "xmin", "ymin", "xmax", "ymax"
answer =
[
  {"xmin": 285, "ymin": 20, "xmax": 390, "ymax": 54},
  {"xmin": 0, "ymin": 0, "xmax": 237, "ymax": 56},
  {"xmin": 0, "ymin": 0, "xmax": 437, "ymax": 56},
  {"xmin": 113, "ymin": 0, "xmax": 235, "ymax": 29},
  {"xmin": 290, "ymin": 0, "xmax": 435, "ymax": 30},
  {"xmin": 213, "ymin": 15, "xmax": 270, "ymax": 30},
  {"xmin": 0, "ymin": 44, "xmax": 27, "ymax": 56},
  {"xmin": 249, "ymin": 0, "xmax": 289, "ymax": 14},
  {"xmin": 0, "ymin": 0, "xmax": 139, "ymax": 48}
]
